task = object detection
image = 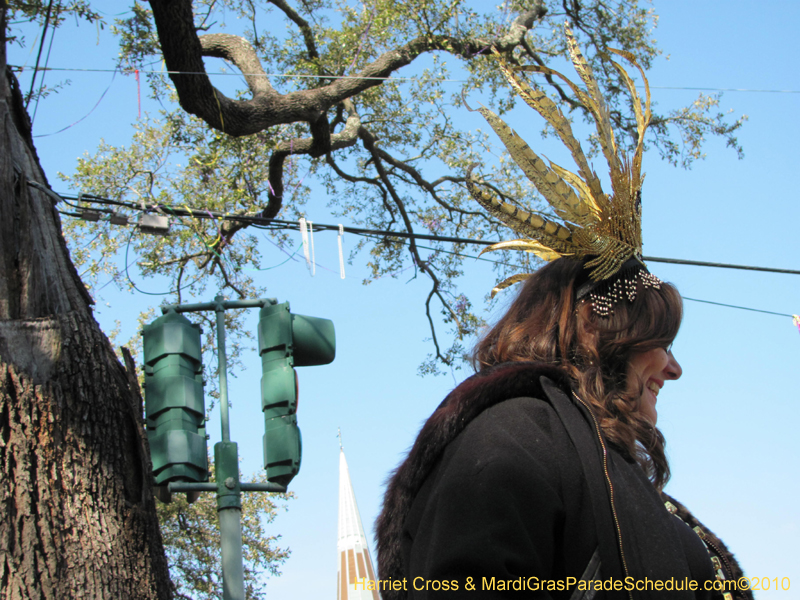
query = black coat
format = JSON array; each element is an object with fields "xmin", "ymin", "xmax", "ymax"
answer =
[{"xmin": 376, "ymin": 363, "xmax": 751, "ymax": 600}]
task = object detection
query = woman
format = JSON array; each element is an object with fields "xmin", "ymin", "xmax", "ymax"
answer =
[
  {"xmin": 376, "ymin": 27, "xmax": 750, "ymax": 600},
  {"xmin": 376, "ymin": 258, "xmax": 750, "ymax": 599}
]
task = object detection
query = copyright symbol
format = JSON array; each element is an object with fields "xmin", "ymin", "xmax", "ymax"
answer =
[{"xmin": 738, "ymin": 577, "xmax": 750, "ymax": 590}]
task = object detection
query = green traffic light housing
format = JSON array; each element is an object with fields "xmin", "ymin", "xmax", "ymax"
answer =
[
  {"xmin": 258, "ymin": 301, "xmax": 335, "ymax": 485},
  {"xmin": 142, "ymin": 311, "xmax": 208, "ymax": 485}
]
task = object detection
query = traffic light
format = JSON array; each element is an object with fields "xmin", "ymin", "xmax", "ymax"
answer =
[
  {"xmin": 142, "ymin": 311, "xmax": 208, "ymax": 485},
  {"xmin": 258, "ymin": 301, "xmax": 335, "ymax": 485}
]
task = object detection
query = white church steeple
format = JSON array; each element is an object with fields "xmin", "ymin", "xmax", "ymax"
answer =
[{"xmin": 337, "ymin": 438, "xmax": 379, "ymax": 600}]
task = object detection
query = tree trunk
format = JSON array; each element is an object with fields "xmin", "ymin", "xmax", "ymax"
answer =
[{"xmin": 0, "ymin": 9, "xmax": 172, "ymax": 599}]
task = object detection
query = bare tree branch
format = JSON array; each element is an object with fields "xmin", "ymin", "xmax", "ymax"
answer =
[
  {"xmin": 430, "ymin": 174, "xmax": 465, "ymax": 187},
  {"xmin": 261, "ymin": 98, "xmax": 361, "ymax": 218},
  {"xmin": 148, "ymin": 0, "xmax": 547, "ymax": 136},
  {"xmin": 373, "ymin": 147, "xmax": 487, "ymax": 219},
  {"xmin": 140, "ymin": 252, "xmax": 207, "ymax": 268},
  {"xmin": 359, "ymin": 127, "xmax": 464, "ymax": 365},
  {"xmin": 216, "ymin": 257, "xmax": 246, "ymax": 298},
  {"xmin": 520, "ymin": 37, "xmax": 579, "ymax": 109},
  {"xmin": 199, "ymin": 33, "xmax": 275, "ymax": 96},
  {"xmin": 359, "ymin": 128, "xmax": 424, "ymax": 263},
  {"xmin": 325, "ymin": 152, "xmax": 378, "ymax": 185},
  {"xmin": 176, "ymin": 258, "xmax": 187, "ymax": 304},
  {"xmin": 267, "ymin": 0, "xmax": 320, "ymax": 61}
]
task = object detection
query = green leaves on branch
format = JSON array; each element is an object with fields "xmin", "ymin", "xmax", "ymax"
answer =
[
  {"xmin": 653, "ymin": 93, "xmax": 747, "ymax": 168},
  {"xmin": 55, "ymin": 0, "xmax": 746, "ymax": 374},
  {"xmin": 157, "ymin": 460, "xmax": 292, "ymax": 600}
]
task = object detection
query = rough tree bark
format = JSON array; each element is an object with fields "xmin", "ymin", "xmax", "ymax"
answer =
[{"xmin": 0, "ymin": 9, "xmax": 172, "ymax": 599}]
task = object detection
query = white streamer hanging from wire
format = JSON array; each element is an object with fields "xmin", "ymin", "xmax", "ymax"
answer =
[
  {"xmin": 338, "ymin": 224, "xmax": 346, "ymax": 279},
  {"xmin": 299, "ymin": 217, "xmax": 315, "ymax": 275}
]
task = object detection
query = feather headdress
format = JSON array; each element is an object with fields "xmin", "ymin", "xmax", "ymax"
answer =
[{"xmin": 468, "ymin": 24, "xmax": 653, "ymax": 298}]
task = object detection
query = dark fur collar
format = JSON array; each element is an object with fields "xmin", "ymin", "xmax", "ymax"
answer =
[{"xmin": 375, "ymin": 361, "xmax": 571, "ymax": 592}]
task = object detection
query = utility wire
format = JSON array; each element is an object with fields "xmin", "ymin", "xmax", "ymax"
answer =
[
  {"xmin": 12, "ymin": 66, "xmax": 450, "ymax": 83},
  {"xmin": 9, "ymin": 65, "xmax": 800, "ymax": 94},
  {"xmin": 31, "ymin": 4, "xmax": 58, "ymax": 125},
  {"xmin": 89, "ymin": 215, "xmax": 800, "ymax": 320},
  {"xmin": 34, "ymin": 69, "xmax": 119, "ymax": 138},
  {"xmin": 57, "ymin": 193, "xmax": 800, "ymax": 277},
  {"xmin": 650, "ymin": 86, "xmax": 800, "ymax": 94},
  {"xmin": 25, "ymin": 0, "xmax": 55, "ymax": 112},
  {"xmin": 640, "ymin": 256, "xmax": 800, "ymax": 276},
  {"xmin": 122, "ymin": 229, "xmax": 206, "ymax": 296},
  {"xmin": 681, "ymin": 297, "xmax": 793, "ymax": 318},
  {"xmin": 53, "ymin": 190, "xmax": 797, "ymax": 319},
  {"xmin": 381, "ymin": 238, "xmax": 798, "ymax": 319}
]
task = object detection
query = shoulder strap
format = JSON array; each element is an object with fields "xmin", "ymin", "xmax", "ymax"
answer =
[
  {"xmin": 569, "ymin": 546, "xmax": 602, "ymax": 600},
  {"xmin": 540, "ymin": 376, "xmax": 628, "ymax": 592}
]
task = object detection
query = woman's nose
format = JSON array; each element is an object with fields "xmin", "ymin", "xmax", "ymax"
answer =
[{"xmin": 665, "ymin": 351, "xmax": 682, "ymax": 380}]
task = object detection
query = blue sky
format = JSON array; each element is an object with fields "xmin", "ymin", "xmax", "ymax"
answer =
[{"xmin": 7, "ymin": 1, "xmax": 799, "ymax": 598}]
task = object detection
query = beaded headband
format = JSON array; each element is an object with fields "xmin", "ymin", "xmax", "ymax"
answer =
[
  {"xmin": 575, "ymin": 257, "xmax": 663, "ymax": 316},
  {"xmin": 467, "ymin": 24, "xmax": 657, "ymax": 315}
]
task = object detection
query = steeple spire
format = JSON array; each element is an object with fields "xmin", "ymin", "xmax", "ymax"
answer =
[{"xmin": 337, "ymin": 445, "xmax": 379, "ymax": 600}]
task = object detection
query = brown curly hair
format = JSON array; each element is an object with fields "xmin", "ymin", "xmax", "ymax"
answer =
[{"xmin": 472, "ymin": 257, "xmax": 683, "ymax": 490}]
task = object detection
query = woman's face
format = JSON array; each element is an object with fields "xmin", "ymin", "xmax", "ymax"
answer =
[{"xmin": 627, "ymin": 346, "xmax": 682, "ymax": 424}]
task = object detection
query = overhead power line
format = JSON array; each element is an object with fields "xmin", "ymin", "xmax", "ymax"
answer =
[
  {"xmin": 681, "ymin": 297, "xmax": 793, "ymax": 319},
  {"xmin": 10, "ymin": 65, "xmax": 800, "ymax": 94},
  {"xmin": 49, "ymin": 189, "xmax": 797, "ymax": 321},
  {"xmin": 25, "ymin": 0, "xmax": 55, "ymax": 113},
  {"xmin": 640, "ymin": 256, "xmax": 800, "ymax": 276},
  {"xmin": 650, "ymin": 86, "xmax": 800, "ymax": 94},
  {"xmin": 56, "ymin": 191, "xmax": 800, "ymax": 277}
]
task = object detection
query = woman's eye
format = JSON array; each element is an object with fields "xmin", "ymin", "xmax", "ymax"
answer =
[{"xmin": 665, "ymin": 342, "xmax": 674, "ymax": 353}]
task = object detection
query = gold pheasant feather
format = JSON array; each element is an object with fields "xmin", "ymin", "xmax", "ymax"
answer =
[
  {"xmin": 474, "ymin": 107, "xmax": 593, "ymax": 226},
  {"xmin": 467, "ymin": 23, "xmax": 652, "ymax": 292},
  {"xmin": 465, "ymin": 165, "xmax": 575, "ymax": 253}
]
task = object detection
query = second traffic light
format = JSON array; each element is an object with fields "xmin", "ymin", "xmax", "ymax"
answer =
[
  {"xmin": 258, "ymin": 301, "xmax": 335, "ymax": 485},
  {"xmin": 142, "ymin": 311, "xmax": 208, "ymax": 486}
]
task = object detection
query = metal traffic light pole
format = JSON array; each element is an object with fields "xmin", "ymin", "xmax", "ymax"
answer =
[
  {"xmin": 214, "ymin": 298, "xmax": 246, "ymax": 600},
  {"xmin": 164, "ymin": 296, "xmax": 279, "ymax": 600},
  {"xmin": 150, "ymin": 295, "xmax": 335, "ymax": 600}
]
